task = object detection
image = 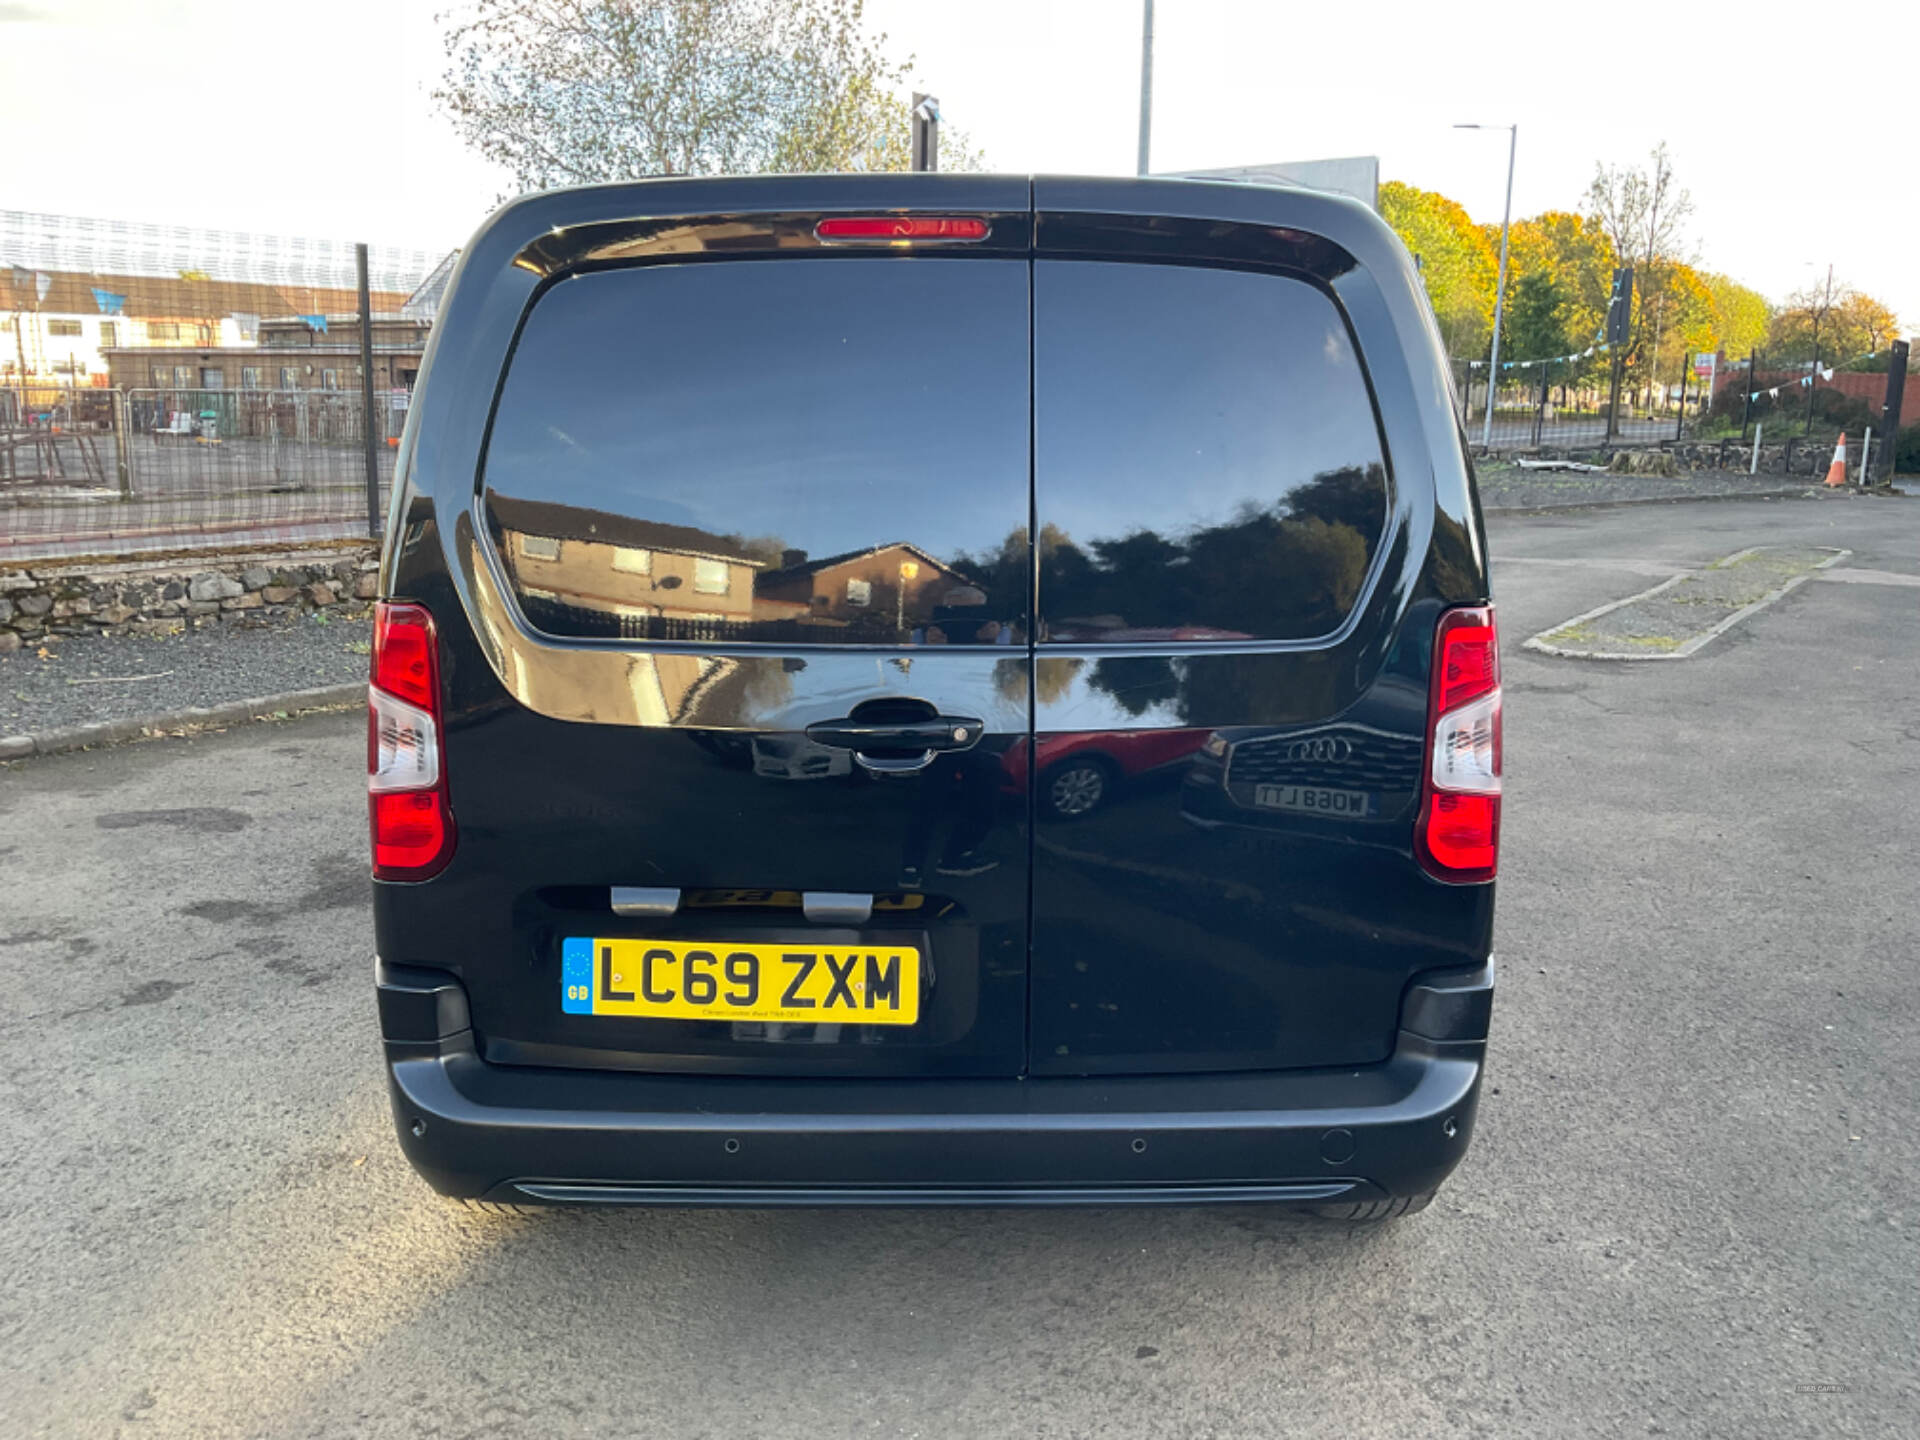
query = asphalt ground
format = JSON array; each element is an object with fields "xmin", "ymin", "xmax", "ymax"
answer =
[{"xmin": 1, "ymin": 492, "xmax": 1916, "ymax": 1439}]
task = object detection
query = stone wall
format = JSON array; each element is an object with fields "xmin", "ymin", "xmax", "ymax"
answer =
[
  {"xmin": 0, "ymin": 541, "xmax": 378, "ymax": 652},
  {"xmin": 1506, "ymin": 439, "xmax": 1868, "ymax": 479}
]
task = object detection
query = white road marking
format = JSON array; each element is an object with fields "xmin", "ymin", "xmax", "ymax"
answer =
[{"xmin": 1812, "ymin": 568, "xmax": 1920, "ymax": 588}]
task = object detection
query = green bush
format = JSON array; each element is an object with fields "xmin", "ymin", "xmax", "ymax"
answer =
[
  {"xmin": 1811, "ymin": 388, "xmax": 1874, "ymax": 432},
  {"xmin": 1896, "ymin": 423, "xmax": 1920, "ymax": 475}
]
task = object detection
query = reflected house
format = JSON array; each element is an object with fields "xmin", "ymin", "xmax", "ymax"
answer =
[
  {"xmin": 490, "ymin": 495, "xmax": 763, "ymax": 635},
  {"xmin": 753, "ymin": 542, "xmax": 987, "ymax": 636},
  {"xmin": 487, "ymin": 495, "xmax": 780, "ymax": 727}
]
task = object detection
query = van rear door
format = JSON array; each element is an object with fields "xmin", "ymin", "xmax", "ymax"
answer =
[
  {"xmin": 436, "ymin": 217, "xmax": 1036, "ymax": 1078},
  {"xmin": 1024, "ymin": 184, "xmax": 1491, "ymax": 1076}
]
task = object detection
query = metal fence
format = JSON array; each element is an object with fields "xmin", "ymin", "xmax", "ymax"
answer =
[
  {"xmin": 1450, "ymin": 358, "xmax": 1713, "ymax": 453},
  {"xmin": 1, "ymin": 208, "xmax": 439, "ymax": 562},
  {"xmin": 1, "ymin": 383, "xmax": 403, "ymax": 560}
]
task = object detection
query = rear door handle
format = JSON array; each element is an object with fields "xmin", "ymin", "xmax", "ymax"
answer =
[{"xmin": 804, "ymin": 715, "xmax": 985, "ymax": 773}]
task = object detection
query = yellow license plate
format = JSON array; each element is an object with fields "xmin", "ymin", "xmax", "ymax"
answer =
[{"xmin": 560, "ymin": 937, "xmax": 920, "ymax": 1025}]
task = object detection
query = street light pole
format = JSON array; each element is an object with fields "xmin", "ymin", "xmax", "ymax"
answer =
[
  {"xmin": 1457, "ymin": 123, "xmax": 1517, "ymax": 449},
  {"xmin": 1137, "ymin": 0, "xmax": 1154, "ymax": 176}
]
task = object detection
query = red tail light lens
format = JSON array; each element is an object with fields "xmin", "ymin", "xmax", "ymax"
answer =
[
  {"xmin": 1423, "ymin": 792, "xmax": 1500, "ymax": 873},
  {"xmin": 815, "ymin": 216, "xmax": 990, "ymax": 243},
  {"xmin": 1435, "ymin": 617, "xmax": 1498, "ymax": 713},
  {"xmin": 1417, "ymin": 605, "xmax": 1501, "ymax": 883},
  {"xmin": 369, "ymin": 601, "xmax": 454, "ymax": 881},
  {"xmin": 371, "ymin": 791, "xmax": 451, "ymax": 873},
  {"xmin": 373, "ymin": 602, "xmax": 436, "ymax": 709}
]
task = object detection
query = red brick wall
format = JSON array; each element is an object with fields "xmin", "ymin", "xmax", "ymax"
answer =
[{"xmin": 1718, "ymin": 366, "xmax": 1920, "ymax": 427}]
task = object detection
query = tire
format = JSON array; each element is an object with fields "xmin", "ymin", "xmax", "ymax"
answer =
[
  {"xmin": 1040, "ymin": 756, "xmax": 1115, "ymax": 820},
  {"xmin": 1312, "ymin": 1192, "xmax": 1435, "ymax": 1222}
]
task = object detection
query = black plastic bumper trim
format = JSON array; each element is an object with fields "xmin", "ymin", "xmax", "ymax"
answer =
[
  {"xmin": 1399, "ymin": 956, "xmax": 1495, "ymax": 1042},
  {"xmin": 505, "ymin": 1180, "xmax": 1367, "ymax": 1208}
]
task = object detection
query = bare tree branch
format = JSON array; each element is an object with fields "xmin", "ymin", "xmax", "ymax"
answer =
[{"xmin": 433, "ymin": 0, "xmax": 983, "ymax": 194}]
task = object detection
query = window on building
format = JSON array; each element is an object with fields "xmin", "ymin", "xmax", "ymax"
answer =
[
  {"xmin": 240, "ymin": 367, "xmax": 263, "ymax": 389},
  {"xmin": 611, "ymin": 547, "xmax": 652, "ymax": 576},
  {"xmin": 173, "ymin": 366, "xmax": 193, "ymax": 390},
  {"xmin": 147, "ymin": 322, "xmax": 181, "ymax": 341},
  {"xmin": 98, "ymin": 322, "xmax": 118, "ymax": 347},
  {"xmin": 200, "ymin": 367, "xmax": 224, "ymax": 389},
  {"xmin": 48, "ymin": 319, "xmax": 82, "ymax": 337},
  {"xmin": 196, "ymin": 324, "xmax": 213, "ymax": 346},
  {"xmin": 519, "ymin": 534, "xmax": 562, "ymax": 562},
  {"xmin": 279, "ymin": 367, "xmax": 299, "ymax": 390},
  {"xmin": 693, "ymin": 558, "xmax": 730, "ymax": 595},
  {"xmin": 151, "ymin": 366, "xmax": 171, "ymax": 387},
  {"xmin": 322, "ymin": 369, "xmax": 340, "ymax": 390},
  {"xmin": 845, "ymin": 578, "xmax": 873, "ymax": 607}
]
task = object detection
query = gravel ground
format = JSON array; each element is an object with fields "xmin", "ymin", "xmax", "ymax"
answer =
[
  {"xmin": 0, "ymin": 611, "xmax": 369, "ymax": 736},
  {"xmin": 1476, "ymin": 462, "xmax": 1829, "ymax": 511}
]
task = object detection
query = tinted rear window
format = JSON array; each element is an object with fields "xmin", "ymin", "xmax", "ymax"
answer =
[
  {"xmin": 482, "ymin": 257, "xmax": 1030, "ymax": 646},
  {"xmin": 1033, "ymin": 261, "xmax": 1389, "ymax": 643}
]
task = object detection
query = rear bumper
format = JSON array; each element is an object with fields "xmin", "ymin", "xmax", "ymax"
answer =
[{"xmin": 378, "ymin": 958, "xmax": 1493, "ymax": 1207}]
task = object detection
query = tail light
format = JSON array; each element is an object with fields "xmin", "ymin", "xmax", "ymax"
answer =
[
  {"xmin": 369, "ymin": 601, "xmax": 454, "ymax": 880},
  {"xmin": 1416, "ymin": 605, "xmax": 1501, "ymax": 882}
]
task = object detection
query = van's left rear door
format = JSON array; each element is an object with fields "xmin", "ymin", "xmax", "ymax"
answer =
[{"xmin": 423, "ymin": 207, "xmax": 1037, "ymax": 1078}]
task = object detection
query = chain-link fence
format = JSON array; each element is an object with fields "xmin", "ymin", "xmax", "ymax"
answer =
[
  {"xmin": 2, "ymin": 210, "xmax": 440, "ymax": 562},
  {"xmin": 0, "ymin": 382, "xmax": 408, "ymax": 560}
]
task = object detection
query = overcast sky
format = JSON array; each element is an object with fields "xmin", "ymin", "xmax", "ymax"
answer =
[{"xmin": 1, "ymin": 0, "xmax": 1913, "ymax": 336}]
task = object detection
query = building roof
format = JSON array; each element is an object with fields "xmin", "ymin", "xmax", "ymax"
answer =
[
  {"xmin": 4, "ymin": 268, "xmax": 411, "ymax": 322},
  {"xmin": 755, "ymin": 541, "xmax": 963, "ymax": 586},
  {"xmin": 488, "ymin": 495, "xmax": 766, "ymax": 566}
]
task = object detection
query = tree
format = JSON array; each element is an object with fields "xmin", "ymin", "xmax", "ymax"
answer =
[
  {"xmin": 435, "ymin": 0, "xmax": 981, "ymax": 190},
  {"xmin": 1834, "ymin": 290, "xmax": 1900, "ymax": 359},
  {"xmin": 1699, "ymin": 271, "xmax": 1770, "ymax": 360},
  {"xmin": 1500, "ymin": 272, "xmax": 1570, "ymax": 365},
  {"xmin": 1767, "ymin": 282, "xmax": 1900, "ymax": 367},
  {"xmin": 1379, "ymin": 181, "xmax": 1498, "ymax": 359},
  {"xmin": 1501, "ymin": 210, "xmax": 1616, "ymax": 388},
  {"xmin": 1586, "ymin": 143, "xmax": 1693, "ymax": 403}
]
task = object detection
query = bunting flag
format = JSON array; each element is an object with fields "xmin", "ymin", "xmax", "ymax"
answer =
[
  {"xmin": 178, "ymin": 268, "xmax": 210, "ymax": 282},
  {"xmin": 1470, "ymin": 340, "xmax": 1610, "ymax": 372},
  {"xmin": 91, "ymin": 287, "xmax": 126, "ymax": 315},
  {"xmin": 1747, "ymin": 349, "xmax": 1887, "ymax": 402},
  {"xmin": 8, "ymin": 264, "xmax": 29, "ymax": 293},
  {"xmin": 35, "ymin": 270, "xmax": 50, "ymax": 302},
  {"xmin": 299, "ymin": 314, "xmax": 328, "ymax": 334}
]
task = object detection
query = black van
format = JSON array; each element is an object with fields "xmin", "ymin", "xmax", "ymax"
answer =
[{"xmin": 370, "ymin": 175, "xmax": 1500, "ymax": 1217}]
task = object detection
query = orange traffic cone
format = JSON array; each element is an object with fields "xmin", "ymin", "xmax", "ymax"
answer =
[{"xmin": 1824, "ymin": 433, "xmax": 1849, "ymax": 487}]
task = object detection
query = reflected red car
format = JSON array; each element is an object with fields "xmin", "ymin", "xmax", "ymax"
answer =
[{"xmin": 1003, "ymin": 728, "xmax": 1213, "ymax": 819}]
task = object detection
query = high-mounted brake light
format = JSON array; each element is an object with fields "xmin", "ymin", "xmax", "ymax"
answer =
[
  {"xmin": 814, "ymin": 216, "xmax": 990, "ymax": 243},
  {"xmin": 1416, "ymin": 605, "xmax": 1501, "ymax": 882},
  {"xmin": 369, "ymin": 601, "xmax": 455, "ymax": 881}
]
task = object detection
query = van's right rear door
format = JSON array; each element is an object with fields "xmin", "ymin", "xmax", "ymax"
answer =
[{"xmin": 1024, "ymin": 186, "xmax": 1492, "ymax": 1077}]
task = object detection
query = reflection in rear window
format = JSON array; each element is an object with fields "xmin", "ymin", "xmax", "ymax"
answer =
[
  {"xmin": 480, "ymin": 257, "xmax": 1031, "ymax": 646},
  {"xmin": 1033, "ymin": 261, "xmax": 1391, "ymax": 643}
]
